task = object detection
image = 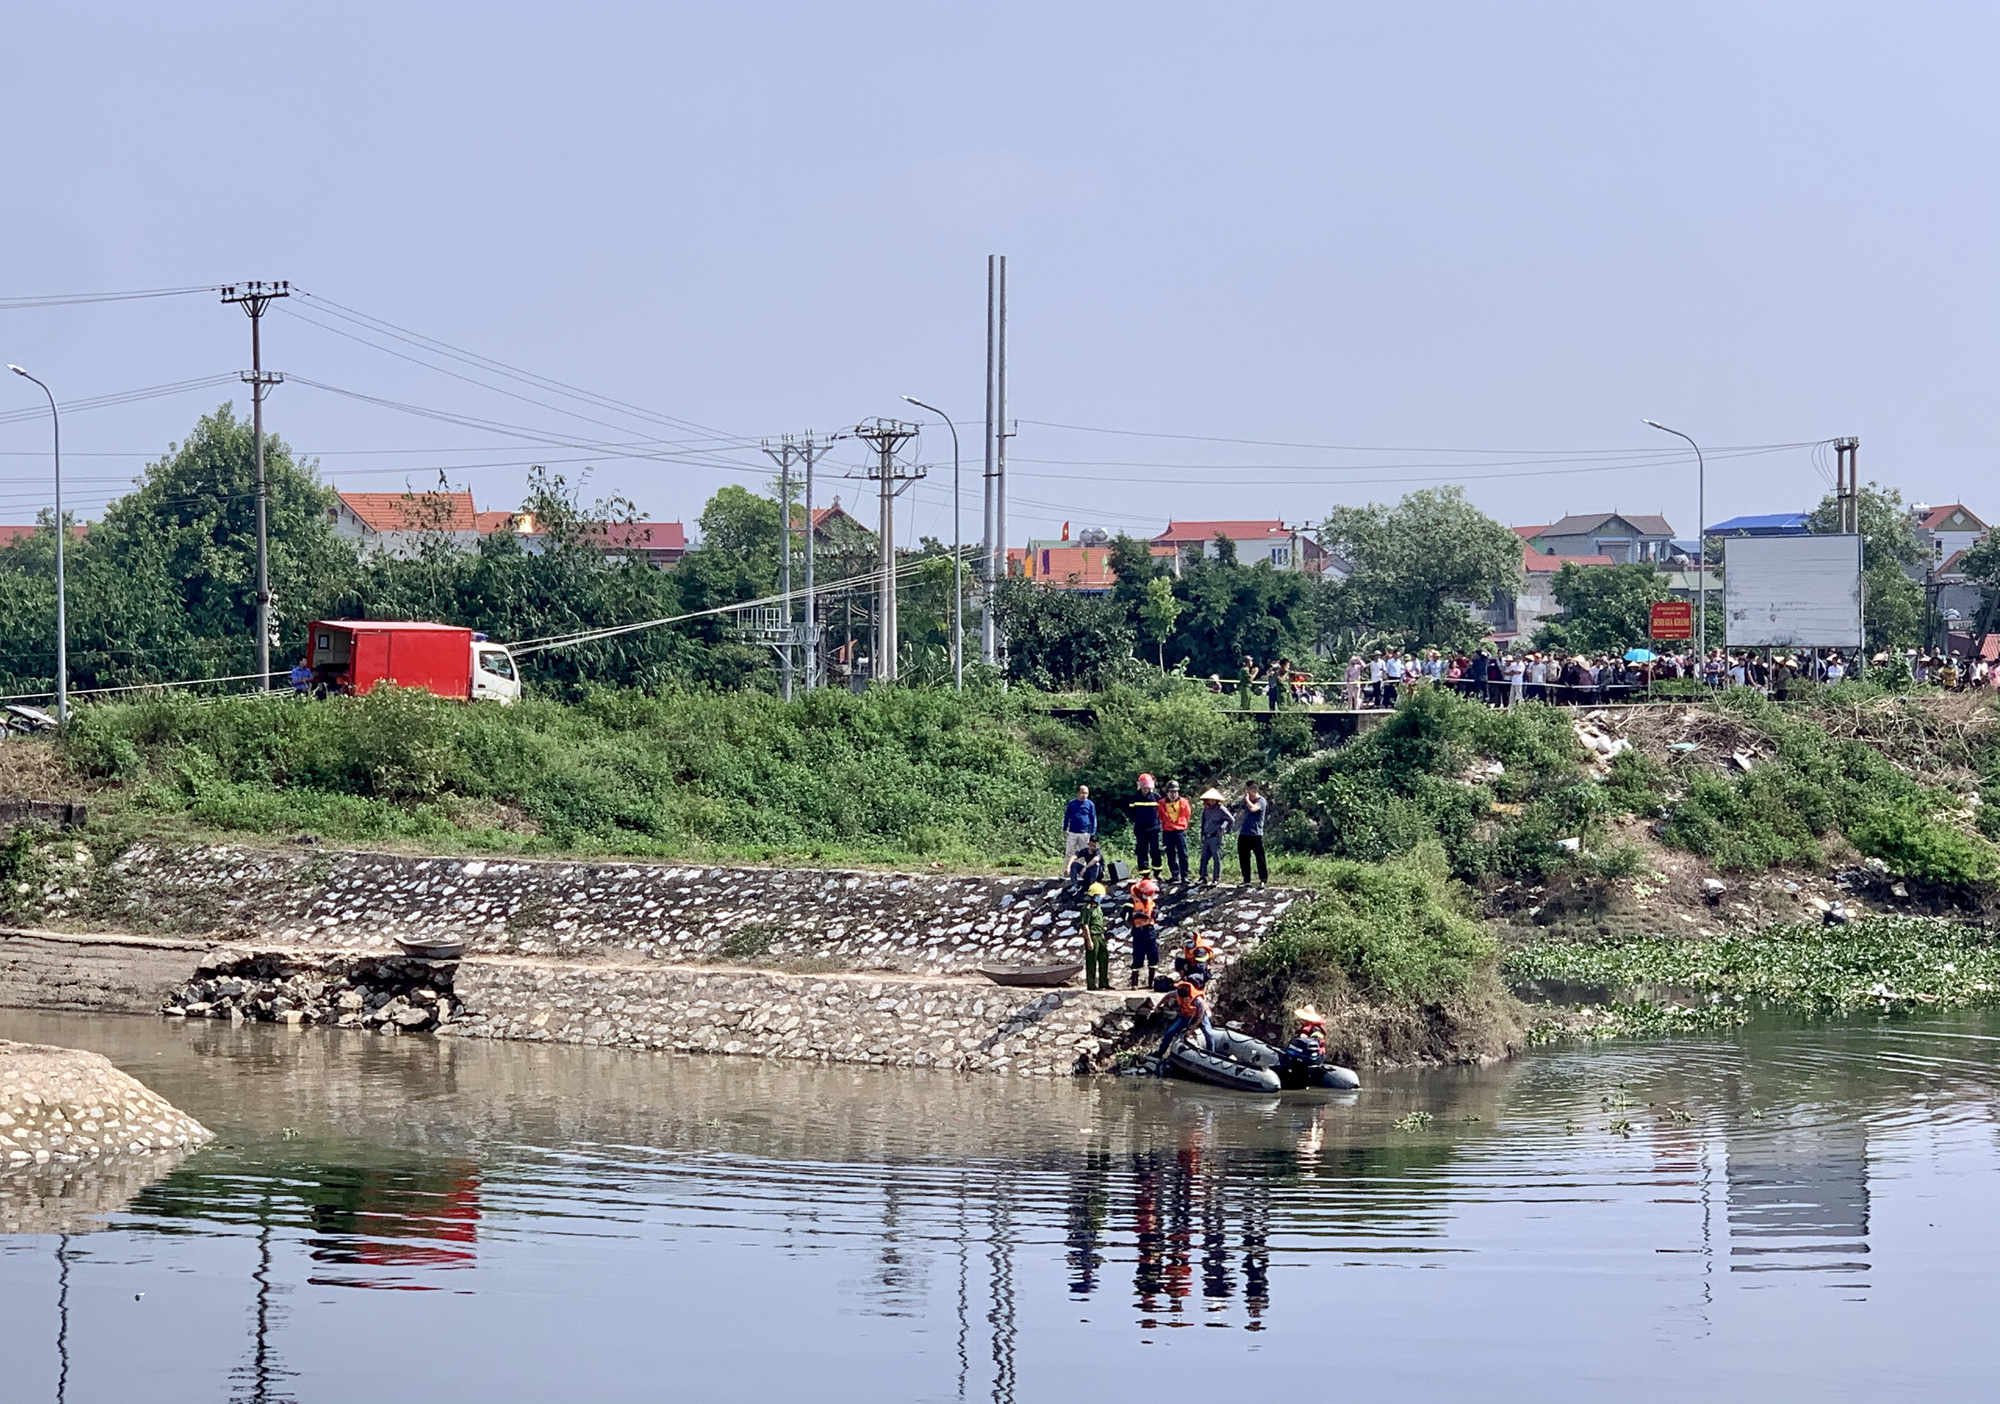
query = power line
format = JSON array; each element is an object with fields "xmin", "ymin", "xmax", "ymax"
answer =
[
  {"xmin": 289, "ymin": 290, "xmax": 745, "ymax": 443},
  {"xmin": 0, "ymin": 374, "xmax": 239, "ymax": 427},
  {"xmin": 0, "ymin": 285, "xmax": 220, "ymax": 310}
]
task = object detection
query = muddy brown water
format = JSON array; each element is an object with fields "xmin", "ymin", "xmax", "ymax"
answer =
[{"xmin": 1, "ymin": 1008, "xmax": 1996, "ymax": 1402}]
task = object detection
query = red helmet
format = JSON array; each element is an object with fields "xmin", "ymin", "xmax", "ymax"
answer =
[{"xmin": 1138, "ymin": 772, "xmax": 1155, "ymax": 787}]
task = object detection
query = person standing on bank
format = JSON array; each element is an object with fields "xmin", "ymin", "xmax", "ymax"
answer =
[
  {"xmin": 1158, "ymin": 779, "xmax": 1192, "ymax": 884},
  {"xmin": 1062, "ymin": 785, "xmax": 1097, "ymax": 869},
  {"xmin": 1237, "ymin": 781, "xmax": 1269, "ymax": 885},
  {"xmin": 1197, "ymin": 787, "xmax": 1233, "ymax": 885},
  {"xmin": 1128, "ymin": 772, "xmax": 1165, "ymax": 878},
  {"xmin": 1078, "ymin": 882, "xmax": 1110, "ymax": 991}
]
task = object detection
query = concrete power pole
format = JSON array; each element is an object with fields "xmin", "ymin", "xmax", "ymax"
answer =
[
  {"xmin": 1833, "ymin": 437, "xmax": 1860, "ymax": 535},
  {"xmin": 762, "ymin": 436, "xmax": 799, "ymax": 700},
  {"xmin": 796, "ymin": 432, "xmax": 836, "ymax": 689},
  {"xmin": 222, "ymin": 280, "xmax": 289, "ymax": 690},
  {"xmin": 851, "ymin": 419, "xmax": 923, "ymax": 684},
  {"xmin": 993, "ymin": 255, "xmax": 1009, "ymax": 664},
  {"xmin": 981, "ymin": 256, "xmax": 998, "ymax": 665}
]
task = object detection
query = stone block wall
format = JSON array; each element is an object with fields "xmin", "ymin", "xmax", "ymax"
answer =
[
  {"xmin": 447, "ymin": 958, "xmax": 1153, "ymax": 1077},
  {"xmin": 92, "ymin": 843, "xmax": 1298, "ymax": 976}
]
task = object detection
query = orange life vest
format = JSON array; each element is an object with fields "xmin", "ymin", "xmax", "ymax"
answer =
[
  {"xmin": 1173, "ymin": 983, "xmax": 1202, "ymax": 1019},
  {"xmin": 1130, "ymin": 890, "xmax": 1157, "ymax": 926}
]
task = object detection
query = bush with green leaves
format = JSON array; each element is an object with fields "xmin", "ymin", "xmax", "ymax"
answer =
[
  {"xmin": 1277, "ymin": 687, "xmax": 1600, "ymax": 880},
  {"xmin": 1649, "ymin": 690, "xmax": 1998, "ymax": 883},
  {"xmin": 1230, "ymin": 843, "xmax": 1499, "ymax": 1014}
]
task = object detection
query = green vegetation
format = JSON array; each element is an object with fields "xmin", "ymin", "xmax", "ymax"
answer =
[
  {"xmin": 1630, "ymin": 690, "xmax": 1998, "ymax": 882},
  {"xmin": 1531, "ymin": 562, "xmax": 1668, "ymax": 654},
  {"xmin": 1239, "ymin": 844, "xmax": 1493, "ymax": 1006},
  {"xmin": 55, "ymin": 681, "xmax": 1301, "ymax": 866},
  {"xmin": 1278, "ymin": 686, "xmax": 1621, "ymax": 881},
  {"xmin": 1317, "ymin": 486, "xmax": 1524, "ymax": 653},
  {"xmin": 1220, "ymin": 843, "xmax": 1522, "ymax": 1065},
  {"xmin": 1508, "ymin": 917, "xmax": 2000, "ymax": 1016}
]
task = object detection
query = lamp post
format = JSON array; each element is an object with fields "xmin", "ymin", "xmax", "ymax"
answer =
[
  {"xmin": 8, "ymin": 366, "xmax": 66, "ymax": 723},
  {"xmin": 901, "ymin": 396, "xmax": 963, "ymax": 691},
  {"xmin": 1643, "ymin": 419, "xmax": 1707, "ymax": 655}
]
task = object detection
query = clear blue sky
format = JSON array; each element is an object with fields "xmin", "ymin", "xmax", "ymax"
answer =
[{"xmin": 2, "ymin": 2, "xmax": 1994, "ymax": 548}]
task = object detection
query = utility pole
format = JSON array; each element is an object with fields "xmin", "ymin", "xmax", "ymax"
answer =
[
  {"xmin": 981, "ymin": 256, "xmax": 999, "ymax": 665},
  {"xmin": 762, "ymin": 436, "xmax": 799, "ymax": 700},
  {"xmin": 993, "ymin": 255, "xmax": 1009, "ymax": 664},
  {"xmin": 1833, "ymin": 437, "xmax": 1860, "ymax": 535},
  {"xmin": 795, "ymin": 432, "xmax": 837, "ymax": 689},
  {"xmin": 851, "ymin": 419, "xmax": 923, "ymax": 684},
  {"xmin": 222, "ymin": 280, "xmax": 289, "ymax": 689}
]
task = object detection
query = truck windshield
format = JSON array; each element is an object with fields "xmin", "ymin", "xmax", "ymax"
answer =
[{"xmin": 477, "ymin": 650, "xmax": 515, "ymax": 680}]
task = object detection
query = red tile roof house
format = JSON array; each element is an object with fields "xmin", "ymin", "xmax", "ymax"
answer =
[
  {"xmin": 331, "ymin": 491, "xmax": 488, "ymax": 558},
  {"xmin": 0, "ymin": 523, "xmax": 88, "ymax": 549},
  {"xmin": 1153, "ymin": 520, "xmax": 1326, "ymax": 573},
  {"xmin": 333, "ymin": 491, "xmax": 684, "ymax": 567},
  {"xmin": 586, "ymin": 520, "xmax": 688, "ymax": 568},
  {"xmin": 1479, "ymin": 527, "xmax": 1620, "ymax": 639}
]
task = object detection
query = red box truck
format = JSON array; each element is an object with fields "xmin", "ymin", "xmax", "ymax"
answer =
[{"xmin": 305, "ymin": 621, "xmax": 522, "ymax": 703}]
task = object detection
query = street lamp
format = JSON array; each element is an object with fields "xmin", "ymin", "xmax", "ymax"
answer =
[
  {"xmin": 901, "ymin": 395, "xmax": 963, "ymax": 691},
  {"xmin": 1643, "ymin": 419, "xmax": 1707, "ymax": 655},
  {"xmin": 8, "ymin": 365, "xmax": 66, "ymax": 723}
]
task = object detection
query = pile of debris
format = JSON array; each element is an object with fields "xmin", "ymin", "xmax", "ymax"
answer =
[{"xmin": 163, "ymin": 953, "xmax": 458, "ymax": 1033}]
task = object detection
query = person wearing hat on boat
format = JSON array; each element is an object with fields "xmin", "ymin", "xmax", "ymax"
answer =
[
  {"xmin": 1127, "ymin": 772, "xmax": 1165, "ymax": 878},
  {"xmin": 1126, "ymin": 874, "xmax": 1161, "ymax": 989},
  {"xmin": 1285, "ymin": 1005, "xmax": 1329, "ymax": 1064},
  {"xmin": 1155, "ymin": 978, "xmax": 1213, "ymax": 1065},
  {"xmin": 1196, "ymin": 787, "xmax": 1233, "ymax": 885},
  {"xmin": 1078, "ymin": 882, "xmax": 1111, "ymax": 990}
]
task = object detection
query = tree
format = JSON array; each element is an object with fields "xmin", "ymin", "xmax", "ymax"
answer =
[
  {"xmin": 1804, "ymin": 482, "xmax": 1923, "ymax": 649},
  {"xmin": 1319, "ymin": 487, "xmax": 1522, "ymax": 649},
  {"xmin": 1137, "ymin": 576, "xmax": 1183, "ymax": 668},
  {"xmin": 332, "ymin": 467, "xmax": 700, "ymax": 693},
  {"xmin": 992, "ymin": 580, "xmax": 1136, "ymax": 691},
  {"xmin": 1531, "ymin": 563, "xmax": 1668, "ymax": 653},
  {"xmin": 1961, "ymin": 533, "xmax": 2000, "ymax": 641},
  {"xmin": 0, "ymin": 404, "xmax": 358, "ymax": 691},
  {"xmin": 1164, "ymin": 541, "xmax": 1315, "ymax": 675}
]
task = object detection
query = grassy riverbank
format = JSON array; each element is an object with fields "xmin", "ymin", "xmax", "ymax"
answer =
[{"xmin": 8, "ymin": 680, "xmax": 1996, "ymax": 1065}]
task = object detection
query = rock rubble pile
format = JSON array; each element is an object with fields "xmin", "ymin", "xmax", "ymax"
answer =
[{"xmin": 164, "ymin": 953, "xmax": 459, "ymax": 1033}]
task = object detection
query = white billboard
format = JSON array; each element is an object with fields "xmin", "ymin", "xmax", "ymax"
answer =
[{"xmin": 1723, "ymin": 534, "xmax": 1864, "ymax": 648}]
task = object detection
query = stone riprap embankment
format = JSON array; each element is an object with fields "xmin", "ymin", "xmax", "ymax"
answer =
[
  {"xmin": 0, "ymin": 1038, "xmax": 211, "ymax": 1167},
  {"xmin": 446, "ymin": 959, "xmax": 1153, "ymax": 1076},
  {"xmin": 5, "ymin": 841, "xmax": 1305, "ymax": 1076},
  {"xmin": 88, "ymin": 842, "xmax": 1297, "ymax": 973}
]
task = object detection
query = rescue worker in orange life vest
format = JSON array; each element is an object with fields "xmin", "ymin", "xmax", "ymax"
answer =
[
  {"xmin": 1156, "ymin": 979, "xmax": 1213, "ymax": 1064},
  {"xmin": 1126, "ymin": 875, "xmax": 1161, "ymax": 989},
  {"xmin": 1173, "ymin": 932, "xmax": 1216, "ymax": 989}
]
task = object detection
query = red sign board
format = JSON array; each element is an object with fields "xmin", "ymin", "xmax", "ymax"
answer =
[{"xmin": 1649, "ymin": 600, "xmax": 1693, "ymax": 641}]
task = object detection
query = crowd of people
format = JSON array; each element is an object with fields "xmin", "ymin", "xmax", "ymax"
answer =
[
  {"xmin": 1205, "ymin": 643, "xmax": 1998, "ymax": 710},
  {"xmin": 1058, "ymin": 787, "xmax": 1326, "ymax": 1077}
]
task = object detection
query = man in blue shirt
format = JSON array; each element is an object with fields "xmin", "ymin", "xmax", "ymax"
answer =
[{"xmin": 1063, "ymin": 785, "xmax": 1097, "ymax": 868}]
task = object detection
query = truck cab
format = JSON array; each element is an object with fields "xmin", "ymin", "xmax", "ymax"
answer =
[{"xmin": 472, "ymin": 642, "xmax": 521, "ymax": 702}]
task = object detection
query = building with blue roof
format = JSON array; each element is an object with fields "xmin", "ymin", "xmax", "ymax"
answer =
[{"xmin": 1706, "ymin": 512, "xmax": 1811, "ymax": 537}]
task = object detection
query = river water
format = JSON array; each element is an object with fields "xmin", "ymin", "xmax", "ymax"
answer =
[{"xmin": 1, "ymin": 1008, "xmax": 1995, "ymax": 1403}]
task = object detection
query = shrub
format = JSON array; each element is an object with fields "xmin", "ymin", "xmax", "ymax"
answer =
[{"xmin": 1237, "ymin": 843, "xmax": 1493, "ymax": 1005}]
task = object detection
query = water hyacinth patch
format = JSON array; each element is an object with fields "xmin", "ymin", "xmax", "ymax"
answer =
[{"xmin": 1507, "ymin": 917, "xmax": 2000, "ymax": 1016}]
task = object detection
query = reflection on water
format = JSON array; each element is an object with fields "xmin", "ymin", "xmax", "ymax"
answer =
[{"xmin": 1, "ymin": 1009, "xmax": 1997, "ymax": 1403}]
